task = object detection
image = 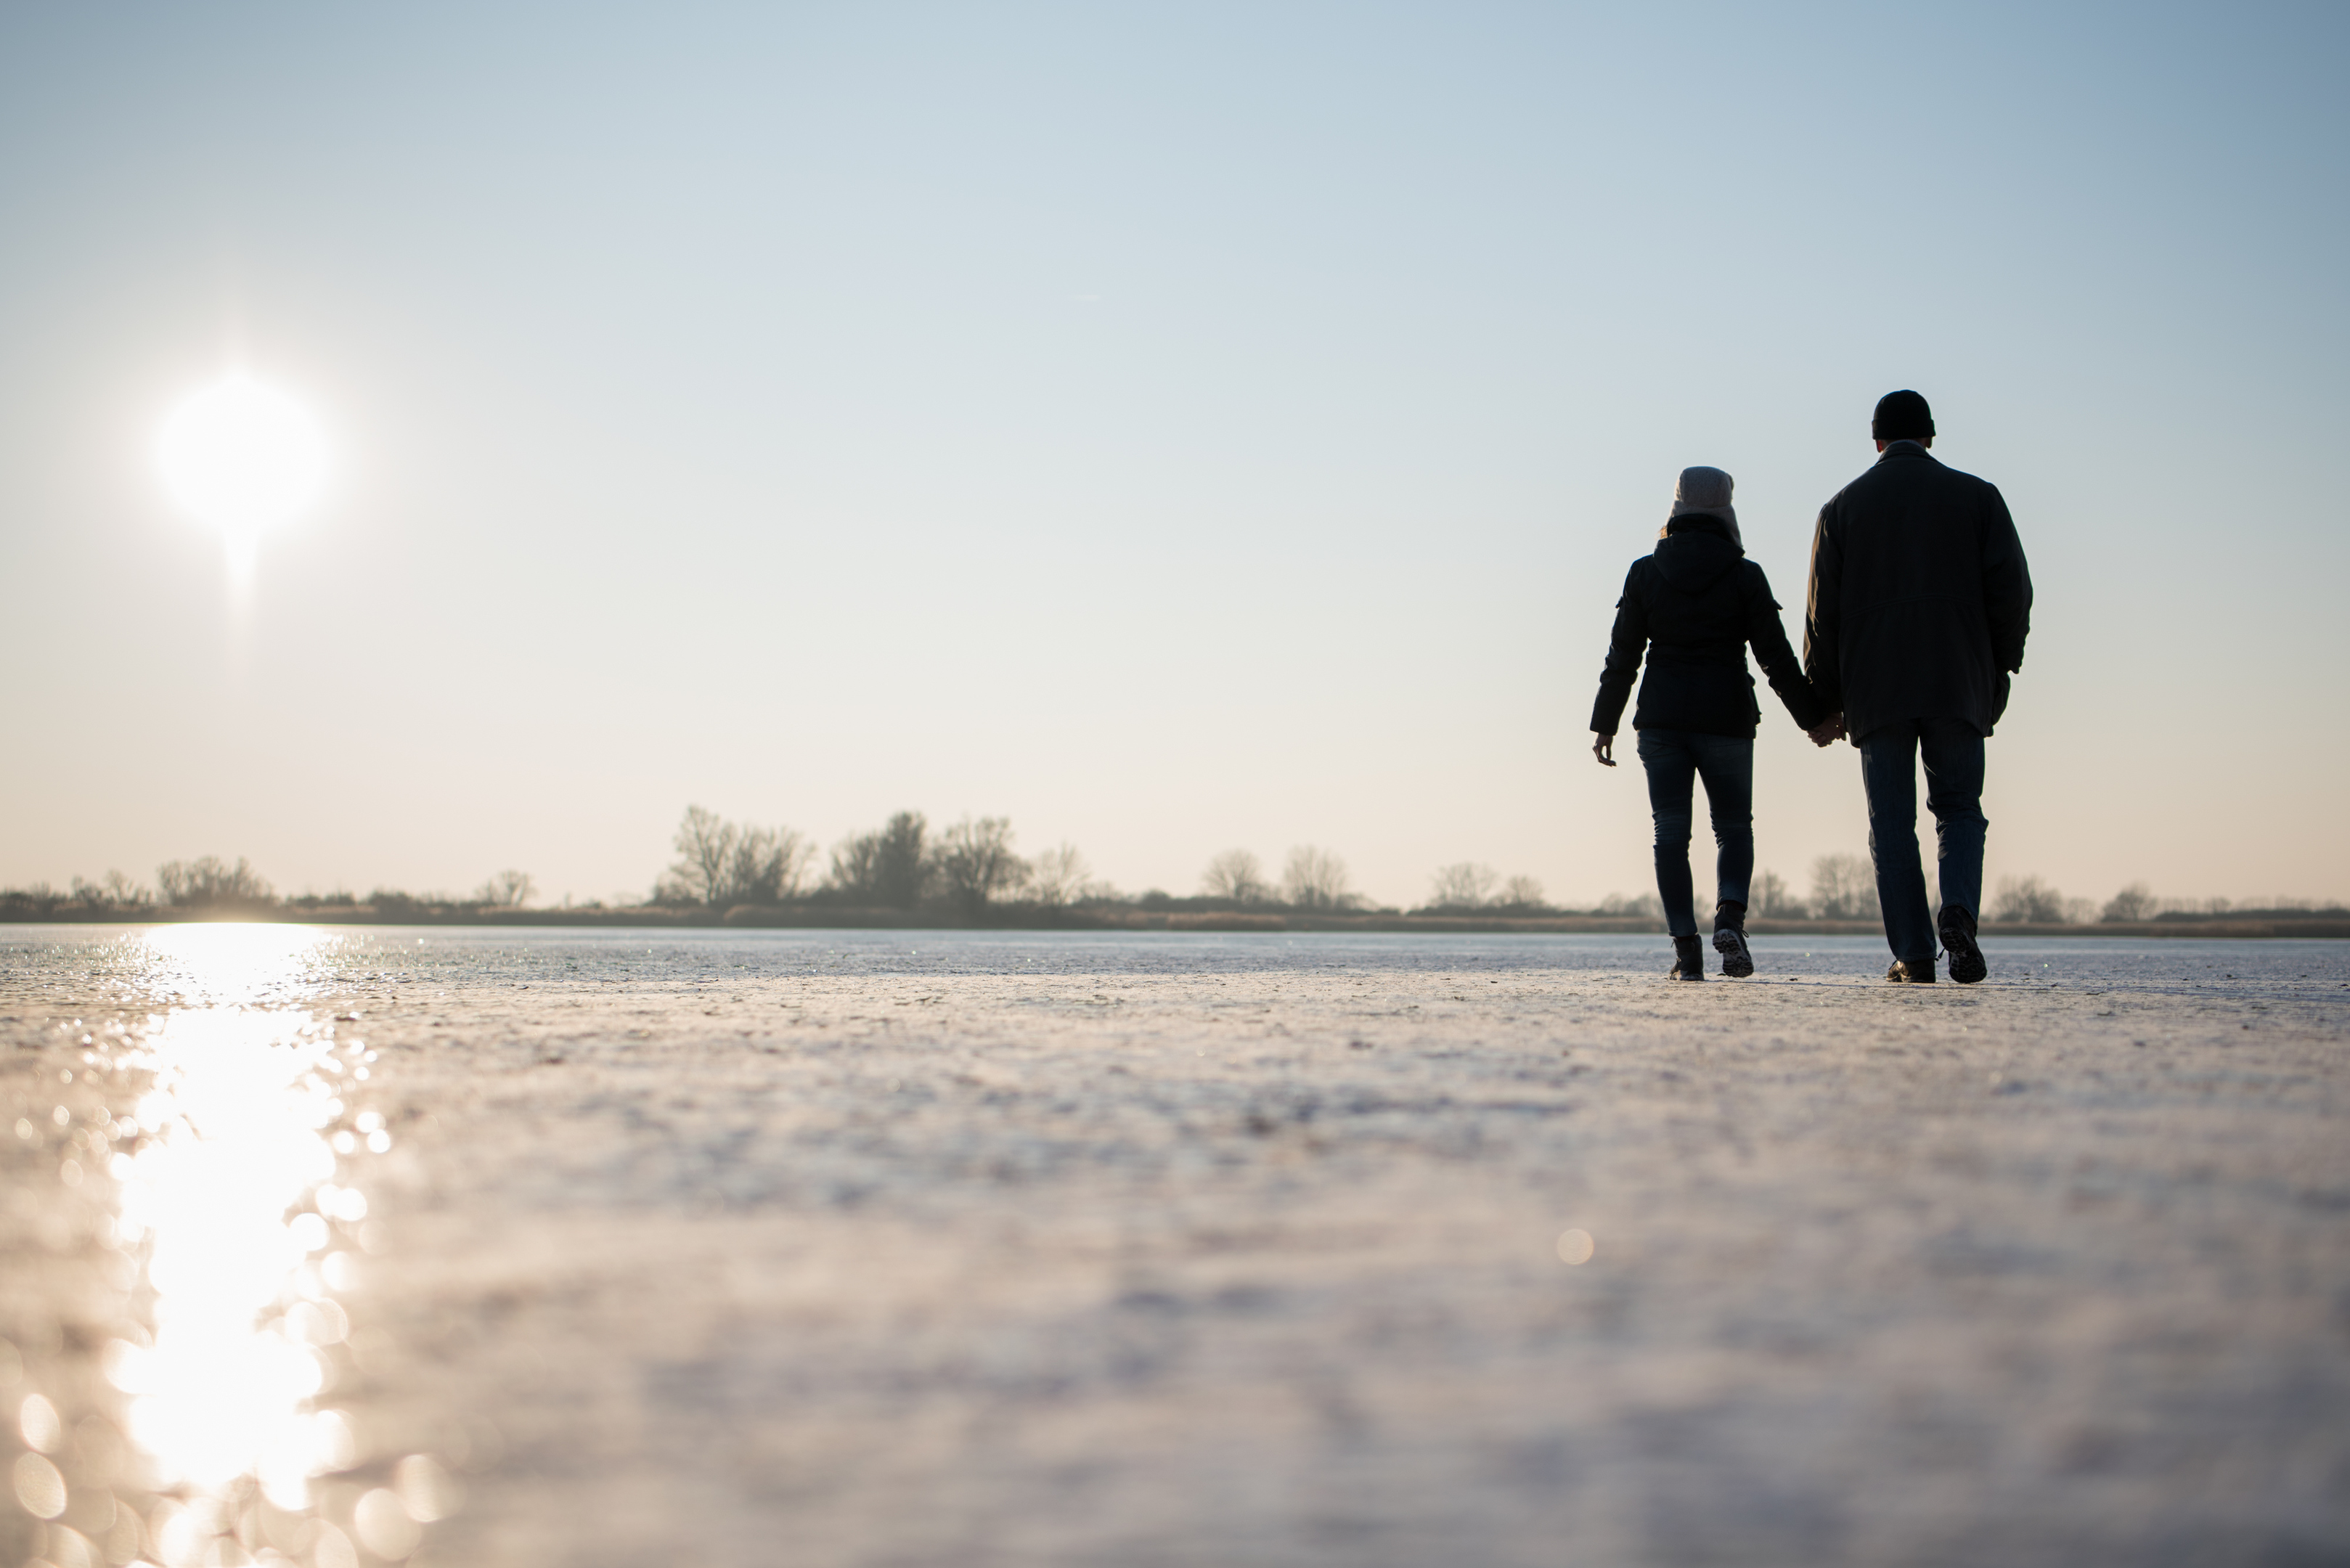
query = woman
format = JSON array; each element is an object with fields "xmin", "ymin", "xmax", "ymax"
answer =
[{"xmin": 1590, "ymin": 466, "xmax": 1832, "ymax": 979}]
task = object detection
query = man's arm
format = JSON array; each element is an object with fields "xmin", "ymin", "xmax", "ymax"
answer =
[
  {"xmin": 1803, "ymin": 502, "xmax": 1844, "ymax": 714},
  {"xmin": 1588, "ymin": 568, "xmax": 1649, "ymax": 738},
  {"xmin": 1981, "ymin": 483, "xmax": 2032, "ymax": 674}
]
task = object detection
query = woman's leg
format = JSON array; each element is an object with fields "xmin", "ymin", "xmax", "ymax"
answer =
[
  {"xmin": 1692, "ymin": 735, "xmax": 1755, "ymax": 913},
  {"xmin": 1636, "ymin": 730, "xmax": 1700, "ymax": 938}
]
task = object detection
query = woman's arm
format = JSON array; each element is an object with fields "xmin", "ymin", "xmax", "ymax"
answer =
[
  {"xmin": 1744, "ymin": 565, "xmax": 1829, "ymax": 732},
  {"xmin": 1588, "ymin": 568, "xmax": 1649, "ymax": 746}
]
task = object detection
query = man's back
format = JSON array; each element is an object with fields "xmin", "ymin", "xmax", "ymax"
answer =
[{"xmin": 1803, "ymin": 443, "xmax": 2032, "ymax": 741}]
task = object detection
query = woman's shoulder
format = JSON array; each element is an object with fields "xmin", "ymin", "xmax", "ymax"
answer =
[{"xmin": 1732, "ymin": 557, "xmax": 1794, "ymax": 613}]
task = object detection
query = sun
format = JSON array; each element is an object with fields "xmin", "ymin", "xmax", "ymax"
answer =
[{"xmin": 157, "ymin": 374, "xmax": 330, "ymax": 537}]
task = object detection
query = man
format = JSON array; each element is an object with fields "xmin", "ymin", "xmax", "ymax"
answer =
[{"xmin": 1803, "ymin": 391, "xmax": 2033, "ymax": 984}]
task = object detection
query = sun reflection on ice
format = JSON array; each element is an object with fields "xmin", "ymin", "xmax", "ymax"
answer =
[
  {"xmin": 139, "ymin": 923, "xmax": 338, "ymax": 1010},
  {"xmin": 110, "ymin": 1005, "xmax": 357, "ymax": 1506},
  {"xmin": 20, "ymin": 923, "xmax": 450, "ymax": 1566}
]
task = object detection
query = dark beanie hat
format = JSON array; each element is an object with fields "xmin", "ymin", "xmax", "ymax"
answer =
[{"xmin": 1873, "ymin": 390, "xmax": 1934, "ymax": 441}]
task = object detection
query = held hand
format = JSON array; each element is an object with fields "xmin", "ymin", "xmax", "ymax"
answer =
[
  {"xmin": 1591, "ymin": 732, "xmax": 1616, "ymax": 767},
  {"xmin": 1806, "ymin": 714, "xmax": 1845, "ymax": 748}
]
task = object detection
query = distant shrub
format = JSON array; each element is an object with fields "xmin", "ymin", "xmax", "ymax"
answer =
[
  {"xmin": 1991, "ymin": 875, "xmax": 2069, "ymax": 923},
  {"xmin": 1810, "ymin": 854, "xmax": 1879, "ymax": 920},
  {"xmin": 1495, "ymin": 875, "xmax": 1549, "ymax": 912},
  {"xmin": 1597, "ymin": 891, "xmax": 1664, "ymax": 918},
  {"xmin": 1750, "ymin": 868, "xmax": 1808, "ymax": 918}
]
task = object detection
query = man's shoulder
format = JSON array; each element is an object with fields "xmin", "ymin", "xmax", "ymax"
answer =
[
  {"xmin": 1835, "ymin": 452, "xmax": 2001, "ymax": 508},
  {"xmin": 1820, "ymin": 467, "xmax": 1877, "ymax": 520},
  {"xmin": 1929, "ymin": 458, "xmax": 2001, "ymax": 496}
]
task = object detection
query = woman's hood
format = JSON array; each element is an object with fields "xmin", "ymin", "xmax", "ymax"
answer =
[{"xmin": 1653, "ymin": 520, "xmax": 1744, "ymax": 592}]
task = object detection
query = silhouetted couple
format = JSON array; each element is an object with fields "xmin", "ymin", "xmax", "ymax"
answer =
[{"xmin": 1590, "ymin": 391, "xmax": 2033, "ymax": 982}]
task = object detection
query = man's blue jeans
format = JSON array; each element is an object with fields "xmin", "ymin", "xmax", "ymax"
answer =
[
  {"xmin": 1634, "ymin": 729, "xmax": 1753, "ymax": 939},
  {"xmin": 1858, "ymin": 717, "xmax": 1987, "ymax": 963}
]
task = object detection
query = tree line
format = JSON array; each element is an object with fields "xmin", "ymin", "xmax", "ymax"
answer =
[
  {"xmin": 1, "ymin": 820, "xmax": 2341, "ymax": 926},
  {"xmin": 0, "ymin": 855, "xmax": 541, "ymax": 917},
  {"xmin": 656, "ymin": 807, "xmax": 1094, "ymax": 918}
]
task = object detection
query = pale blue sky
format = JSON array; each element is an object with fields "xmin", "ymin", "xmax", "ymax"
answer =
[{"xmin": 2, "ymin": 3, "xmax": 2343, "ymax": 909}]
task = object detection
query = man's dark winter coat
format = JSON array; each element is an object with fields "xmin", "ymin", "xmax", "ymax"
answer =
[
  {"xmin": 1803, "ymin": 443, "xmax": 2033, "ymax": 742},
  {"xmin": 1590, "ymin": 516, "xmax": 1824, "ymax": 739}
]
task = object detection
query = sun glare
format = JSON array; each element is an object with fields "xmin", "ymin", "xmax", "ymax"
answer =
[
  {"xmin": 99, "ymin": 926, "xmax": 377, "ymax": 1524},
  {"xmin": 156, "ymin": 374, "xmax": 330, "ymax": 541}
]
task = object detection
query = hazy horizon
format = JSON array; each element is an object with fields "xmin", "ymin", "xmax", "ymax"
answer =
[{"xmin": 4, "ymin": 4, "xmax": 2344, "ymax": 914}]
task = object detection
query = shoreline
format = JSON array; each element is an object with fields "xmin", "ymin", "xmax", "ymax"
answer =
[{"xmin": 4, "ymin": 908, "xmax": 2346, "ymax": 939}]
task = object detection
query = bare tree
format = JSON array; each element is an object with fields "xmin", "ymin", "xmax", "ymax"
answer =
[
  {"xmin": 875, "ymin": 812, "xmax": 930, "ymax": 907},
  {"xmin": 157, "ymin": 857, "xmax": 274, "ymax": 909},
  {"xmin": 1282, "ymin": 846, "xmax": 1352, "ymax": 910},
  {"xmin": 70, "ymin": 870, "xmax": 152, "ymax": 909},
  {"xmin": 1427, "ymin": 862, "xmax": 1497, "ymax": 910},
  {"xmin": 2101, "ymin": 882, "xmax": 2158, "ymax": 922},
  {"xmin": 830, "ymin": 810, "xmax": 931, "ymax": 908},
  {"xmin": 1497, "ymin": 874, "xmax": 1546, "ymax": 910},
  {"xmin": 1750, "ymin": 868, "xmax": 1806, "ymax": 918},
  {"xmin": 934, "ymin": 816, "xmax": 1028, "ymax": 915},
  {"xmin": 669, "ymin": 805, "xmax": 736, "ymax": 907},
  {"xmin": 1991, "ymin": 874, "xmax": 2068, "ymax": 923},
  {"xmin": 1029, "ymin": 843, "xmax": 1093, "ymax": 909},
  {"xmin": 668, "ymin": 807, "xmax": 813, "ymax": 907},
  {"xmin": 1201, "ymin": 849, "xmax": 1270, "ymax": 902},
  {"xmin": 730, "ymin": 826, "xmax": 813, "ymax": 904},
  {"xmin": 1809, "ymin": 854, "xmax": 1880, "ymax": 920},
  {"xmin": 476, "ymin": 869, "xmax": 536, "ymax": 908},
  {"xmin": 828, "ymin": 830, "xmax": 883, "ymax": 899}
]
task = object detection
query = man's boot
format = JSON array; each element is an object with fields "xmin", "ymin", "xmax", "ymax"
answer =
[
  {"xmin": 1712, "ymin": 900, "xmax": 1754, "ymax": 978},
  {"xmin": 1938, "ymin": 905, "xmax": 1986, "ymax": 984},
  {"xmin": 1886, "ymin": 957, "xmax": 1936, "ymax": 984},
  {"xmin": 1668, "ymin": 934, "xmax": 1706, "ymax": 981}
]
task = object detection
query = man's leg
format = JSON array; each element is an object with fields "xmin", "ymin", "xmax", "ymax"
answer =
[
  {"xmin": 1636, "ymin": 730, "xmax": 1700, "ymax": 939},
  {"xmin": 1919, "ymin": 718, "xmax": 1988, "ymax": 920},
  {"xmin": 1857, "ymin": 722, "xmax": 1935, "ymax": 964}
]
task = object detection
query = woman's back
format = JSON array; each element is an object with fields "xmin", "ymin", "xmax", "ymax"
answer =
[{"xmin": 1591, "ymin": 516, "xmax": 1819, "ymax": 740}]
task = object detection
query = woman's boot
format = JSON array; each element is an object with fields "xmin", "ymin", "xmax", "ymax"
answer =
[
  {"xmin": 1668, "ymin": 934, "xmax": 1705, "ymax": 980},
  {"xmin": 1712, "ymin": 899, "xmax": 1753, "ymax": 978}
]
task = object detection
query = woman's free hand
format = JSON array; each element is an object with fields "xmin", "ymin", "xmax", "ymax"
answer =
[{"xmin": 1592, "ymin": 732, "xmax": 1617, "ymax": 767}]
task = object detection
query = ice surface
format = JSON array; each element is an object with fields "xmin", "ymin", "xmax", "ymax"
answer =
[{"xmin": 3, "ymin": 928, "xmax": 2346, "ymax": 1566}]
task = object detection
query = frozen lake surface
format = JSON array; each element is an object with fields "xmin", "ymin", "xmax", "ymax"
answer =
[{"xmin": 4, "ymin": 926, "xmax": 2347, "ymax": 1566}]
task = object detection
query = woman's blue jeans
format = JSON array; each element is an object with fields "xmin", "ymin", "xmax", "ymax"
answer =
[{"xmin": 1634, "ymin": 729, "xmax": 1754, "ymax": 938}]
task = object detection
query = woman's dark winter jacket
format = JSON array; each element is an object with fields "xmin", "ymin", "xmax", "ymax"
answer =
[{"xmin": 1589, "ymin": 516, "xmax": 1826, "ymax": 739}]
